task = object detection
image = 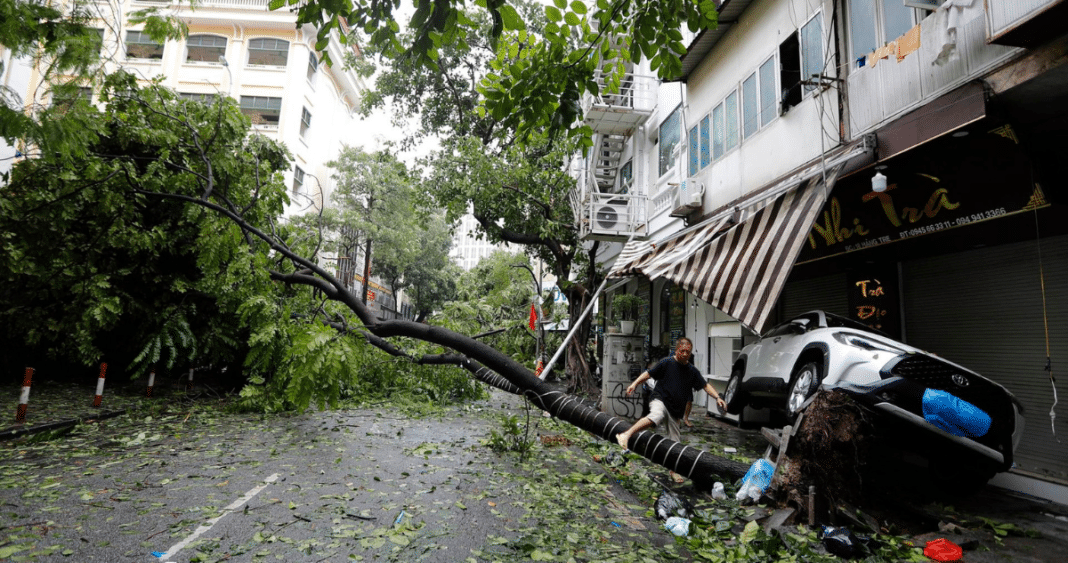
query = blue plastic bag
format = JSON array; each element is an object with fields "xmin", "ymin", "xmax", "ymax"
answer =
[
  {"xmin": 735, "ymin": 458, "xmax": 774, "ymax": 501},
  {"xmin": 922, "ymin": 389, "xmax": 991, "ymax": 438}
]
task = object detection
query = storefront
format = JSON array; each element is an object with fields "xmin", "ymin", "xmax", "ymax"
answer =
[{"xmin": 781, "ymin": 108, "xmax": 1068, "ymax": 483}]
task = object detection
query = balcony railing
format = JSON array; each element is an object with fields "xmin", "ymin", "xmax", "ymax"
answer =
[
  {"xmin": 582, "ymin": 72, "xmax": 657, "ymax": 136},
  {"xmin": 846, "ymin": 4, "xmax": 1018, "ymax": 136}
]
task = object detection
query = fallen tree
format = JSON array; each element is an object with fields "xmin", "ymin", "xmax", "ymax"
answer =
[{"xmin": 10, "ymin": 72, "xmax": 750, "ymax": 485}]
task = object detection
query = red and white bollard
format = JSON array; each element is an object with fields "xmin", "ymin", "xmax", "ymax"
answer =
[
  {"xmin": 187, "ymin": 368, "xmax": 194, "ymax": 392},
  {"xmin": 16, "ymin": 367, "xmax": 33, "ymax": 422},
  {"xmin": 146, "ymin": 368, "xmax": 156, "ymax": 398},
  {"xmin": 92, "ymin": 362, "xmax": 108, "ymax": 407}
]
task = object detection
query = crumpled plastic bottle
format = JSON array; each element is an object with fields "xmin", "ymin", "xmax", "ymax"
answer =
[{"xmin": 735, "ymin": 459, "xmax": 774, "ymax": 502}]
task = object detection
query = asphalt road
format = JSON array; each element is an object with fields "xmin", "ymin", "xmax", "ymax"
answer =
[
  {"xmin": 2, "ymin": 380, "xmax": 1067, "ymax": 562},
  {"xmin": 1, "ymin": 384, "xmax": 690, "ymax": 562}
]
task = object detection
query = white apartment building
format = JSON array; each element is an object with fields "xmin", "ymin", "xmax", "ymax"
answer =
[
  {"xmin": 3, "ymin": 0, "xmax": 368, "ymax": 215},
  {"xmin": 580, "ymin": 0, "xmax": 1068, "ymax": 499},
  {"xmin": 449, "ymin": 212, "xmax": 514, "ymax": 271}
]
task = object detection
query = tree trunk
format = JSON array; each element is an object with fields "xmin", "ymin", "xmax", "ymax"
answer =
[
  {"xmin": 361, "ymin": 238, "xmax": 372, "ymax": 306},
  {"xmin": 466, "ymin": 359, "xmax": 749, "ymax": 485}
]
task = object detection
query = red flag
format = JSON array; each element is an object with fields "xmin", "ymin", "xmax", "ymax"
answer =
[{"xmin": 528, "ymin": 303, "xmax": 537, "ymax": 330}]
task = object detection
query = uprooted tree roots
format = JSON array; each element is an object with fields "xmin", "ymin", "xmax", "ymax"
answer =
[{"xmin": 772, "ymin": 390, "xmax": 875, "ymax": 516}]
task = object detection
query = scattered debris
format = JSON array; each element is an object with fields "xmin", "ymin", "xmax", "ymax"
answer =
[
  {"xmin": 655, "ymin": 489, "xmax": 696, "ymax": 521},
  {"xmin": 923, "ymin": 538, "xmax": 963, "ymax": 562},
  {"xmin": 820, "ymin": 525, "xmax": 877, "ymax": 559},
  {"xmin": 735, "ymin": 458, "xmax": 774, "ymax": 502},
  {"xmin": 664, "ymin": 516, "xmax": 690, "ymax": 536}
]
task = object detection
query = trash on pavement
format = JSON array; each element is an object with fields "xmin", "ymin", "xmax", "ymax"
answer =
[
  {"xmin": 820, "ymin": 526, "xmax": 876, "ymax": 558},
  {"xmin": 664, "ymin": 516, "xmax": 691, "ymax": 536},
  {"xmin": 655, "ymin": 489, "xmax": 696, "ymax": 521},
  {"xmin": 923, "ymin": 538, "xmax": 963, "ymax": 562},
  {"xmin": 711, "ymin": 482, "xmax": 727, "ymax": 500},
  {"xmin": 603, "ymin": 450, "xmax": 627, "ymax": 468},
  {"xmin": 735, "ymin": 458, "xmax": 774, "ymax": 502}
]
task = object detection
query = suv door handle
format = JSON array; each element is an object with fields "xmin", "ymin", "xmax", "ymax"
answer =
[{"xmin": 773, "ymin": 337, "xmax": 782, "ymax": 343}]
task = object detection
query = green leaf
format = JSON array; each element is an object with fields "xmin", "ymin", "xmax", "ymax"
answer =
[
  {"xmin": 544, "ymin": 6, "xmax": 563, "ymax": 22},
  {"xmin": 570, "ymin": 1, "xmax": 588, "ymax": 15},
  {"xmin": 498, "ymin": 5, "xmax": 525, "ymax": 31}
]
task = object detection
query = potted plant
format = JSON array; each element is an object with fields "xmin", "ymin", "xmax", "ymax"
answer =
[{"xmin": 612, "ymin": 293, "xmax": 645, "ymax": 335}]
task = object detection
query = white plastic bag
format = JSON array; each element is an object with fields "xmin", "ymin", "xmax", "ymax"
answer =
[
  {"xmin": 711, "ymin": 481, "xmax": 727, "ymax": 500},
  {"xmin": 664, "ymin": 517, "xmax": 691, "ymax": 536}
]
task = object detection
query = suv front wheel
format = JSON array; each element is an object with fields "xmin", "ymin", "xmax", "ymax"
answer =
[{"xmin": 786, "ymin": 361, "xmax": 821, "ymax": 420}]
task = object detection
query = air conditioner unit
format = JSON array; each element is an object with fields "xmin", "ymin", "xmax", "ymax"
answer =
[
  {"xmin": 682, "ymin": 175, "xmax": 706, "ymax": 207},
  {"xmin": 592, "ymin": 198, "xmax": 630, "ymax": 233},
  {"xmin": 671, "ymin": 176, "xmax": 706, "ymax": 217}
]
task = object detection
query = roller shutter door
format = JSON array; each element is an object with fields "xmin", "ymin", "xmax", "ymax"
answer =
[
  {"xmin": 779, "ymin": 272, "xmax": 849, "ymax": 322},
  {"xmin": 901, "ymin": 235, "xmax": 1068, "ymax": 481}
]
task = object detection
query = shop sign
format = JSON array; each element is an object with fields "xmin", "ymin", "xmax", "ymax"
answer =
[
  {"xmin": 848, "ymin": 269, "xmax": 900, "ymax": 339},
  {"xmin": 798, "ymin": 125, "xmax": 1049, "ymax": 263}
]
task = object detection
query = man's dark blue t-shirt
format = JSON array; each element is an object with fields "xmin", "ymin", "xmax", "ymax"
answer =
[{"xmin": 648, "ymin": 356, "xmax": 705, "ymax": 419}]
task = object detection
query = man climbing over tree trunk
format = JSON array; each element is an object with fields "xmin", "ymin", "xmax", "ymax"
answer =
[{"xmin": 617, "ymin": 337, "xmax": 727, "ymax": 481}]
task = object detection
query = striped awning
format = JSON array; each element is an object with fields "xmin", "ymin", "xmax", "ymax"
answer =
[
  {"xmin": 607, "ymin": 145, "xmax": 862, "ymax": 333},
  {"xmin": 651, "ymin": 172, "xmax": 838, "ymax": 333}
]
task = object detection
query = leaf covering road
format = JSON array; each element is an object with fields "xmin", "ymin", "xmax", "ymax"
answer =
[{"xmin": 0, "ymin": 381, "xmax": 981, "ymax": 562}]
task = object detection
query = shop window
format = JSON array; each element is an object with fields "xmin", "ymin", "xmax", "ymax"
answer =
[
  {"xmin": 248, "ymin": 38, "xmax": 289, "ymax": 66},
  {"xmin": 126, "ymin": 30, "xmax": 163, "ymax": 60},
  {"xmin": 186, "ymin": 34, "xmax": 226, "ymax": 63},
  {"xmin": 239, "ymin": 96, "xmax": 281, "ymax": 126}
]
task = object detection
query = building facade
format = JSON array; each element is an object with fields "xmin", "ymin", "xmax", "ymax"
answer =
[
  {"xmin": 4, "ymin": 0, "xmax": 367, "ymax": 214},
  {"xmin": 579, "ymin": 0, "xmax": 1068, "ymax": 497}
]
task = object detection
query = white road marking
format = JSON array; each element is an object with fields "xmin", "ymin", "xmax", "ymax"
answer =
[{"xmin": 158, "ymin": 473, "xmax": 280, "ymax": 562}]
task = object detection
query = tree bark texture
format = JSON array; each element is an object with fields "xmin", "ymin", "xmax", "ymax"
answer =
[{"xmin": 462, "ymin": 359, "xmax": 750, "ymax": 484}]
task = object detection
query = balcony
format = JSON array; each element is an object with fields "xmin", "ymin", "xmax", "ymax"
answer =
[
  {"xmin": 846, "ymin": 3, "xmax": 1018, "ymax": 137},
  {"xmin": 582, "ymin": 72, "xmax": 657, "ymax": 136}
]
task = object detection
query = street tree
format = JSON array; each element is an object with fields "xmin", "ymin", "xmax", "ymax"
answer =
[
  {"xmin": 280, "ymin": 0, "xmax": 717, "ymax": 142},
  {"xmin": 0, "ymin": 75, "xmax": 292, "ymax": 383},
  {"xmin": 358, "ymin": 3, "xmax": 603, "ymax": 396}
]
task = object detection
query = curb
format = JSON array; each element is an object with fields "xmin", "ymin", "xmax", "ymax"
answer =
[{"xmin": 0, "ymin": 409, "xmax": 129, "ymax": 442}]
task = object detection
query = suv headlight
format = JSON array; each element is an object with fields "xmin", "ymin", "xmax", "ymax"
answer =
[{"xmin": 831, "ymin": 332, "xmax": 904, "ymax": 354}]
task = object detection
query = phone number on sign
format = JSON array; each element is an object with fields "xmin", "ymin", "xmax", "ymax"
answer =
[{"xmin": 953, "ymin": 208, "xmax": 1007, "ymax": 227}]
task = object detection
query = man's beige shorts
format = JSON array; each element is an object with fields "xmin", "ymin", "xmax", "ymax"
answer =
[{"xmin": 646, "ymin": 399, "xmax": 682, "ymax": 443}]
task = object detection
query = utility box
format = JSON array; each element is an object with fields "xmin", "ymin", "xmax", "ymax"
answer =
[{"xmin": 601, "ymin": 334, "xmax": 645, "ymax": 419}]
